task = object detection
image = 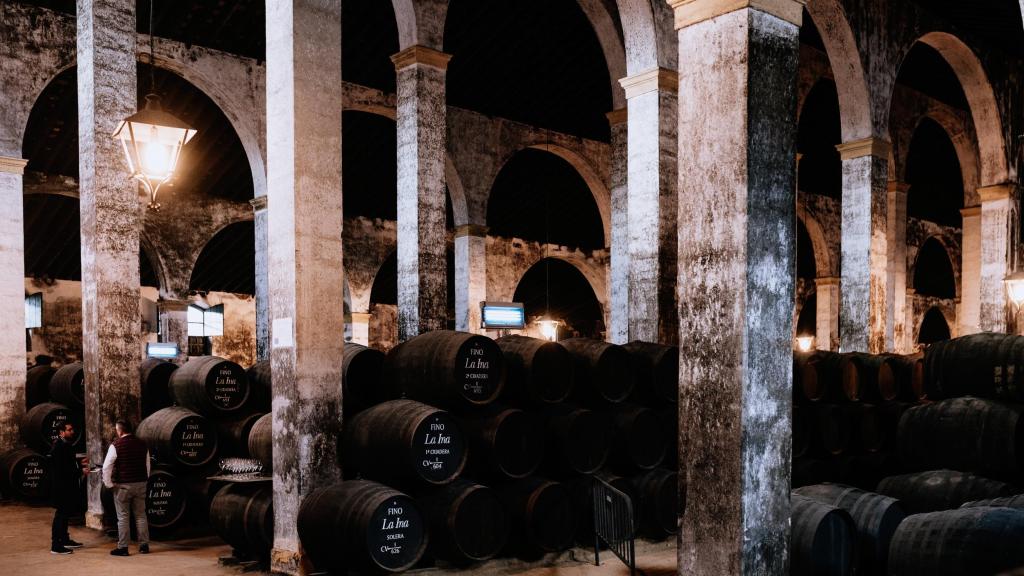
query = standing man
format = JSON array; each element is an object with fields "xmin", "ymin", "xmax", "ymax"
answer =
[
  {"xmin": 49, "ymin": 421, "xmax": 86, "ymax": 554},
  {"xmin": 102, "ymin": 420, "xmax": 151, "ymax": 556}
]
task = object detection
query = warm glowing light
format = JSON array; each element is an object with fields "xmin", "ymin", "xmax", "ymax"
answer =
[
  {"xmin": 795, "ymin": 335, "xmax": 814, "ymax": 353},
  {"xmin": 1006, "ymin": 271, "xmax": 1024, "ymax": 309},
  {"xmin": 113, "ymin": 94, "xmax": 196, "ymax": 210},
  {"xmin": 535, "ymin": 317, "xmax": 562, "ymax": 342}
]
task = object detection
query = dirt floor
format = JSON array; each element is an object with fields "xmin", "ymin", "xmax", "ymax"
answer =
[{"xmin": 0, "ymin": 501, "xmax": 678, "ymax": 576}]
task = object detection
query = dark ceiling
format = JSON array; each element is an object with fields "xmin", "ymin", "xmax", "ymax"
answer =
[
  {"xmin": 906, "ymin": 117, "xmax": 964, "ymax": 227},
  {"xmin": 189, "ymin": 221, "xmax": 255, "ymax": 294},
  {"xmin": 908, "ymin": 0, "xmax": 1024, "ymax": 58},
  {"xmin": 896, "ymin": 43, "xmax": 969, "ymax": 110},
  {"xmin": 487, "ymin": 148, "xmax": 605, "ymax": 250},
  {"xmin": 513, "ymin": 258, "xmax": 604, "ymax": 339},
  {"xmin": 797, "ymin": 78, "xmax": 842, "ymax": 200}
]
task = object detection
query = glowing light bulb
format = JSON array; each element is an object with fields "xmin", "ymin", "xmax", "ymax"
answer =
[
  {"xmin": 537, "ymin": 318, "xmax": 560, "ymax": 342},
  {"xmin": 796, "ymin": 335, "xmax": 814, "ymax": 353},
  {"xmin": 141, "ymin": 141, "xmax": 172, "ymax": 179}
]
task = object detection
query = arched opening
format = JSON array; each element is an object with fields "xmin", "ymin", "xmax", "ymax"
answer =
[
  {"xmin": 369, "ymin": 252, "xmax": 398, "ymax": 352},
  {"xmin": 343, "ymin": 0, "xmax": 400, "ymax": 93},
  {"xmin": 918, "ymin": 306, "xmax": 951, "ymax": 345},
  {"xmin": 444, "ymin": 0, "xmax": 613, "ymax": 141},
  {"xmin": 513, "ymin": 258, "xmax": 604, "ymax": 340},
  {"xmin": 190, "ymin": 222, "xmax": 255, "ymax": 295},
  {"xmin": 342, "ymin": 111, "xmax": 399, "ymax": 220},
  {"xmin": 912, "ymin": 238, "xmax": 957, "ymax": 299},
  {"xmin": 487, "ymin": 149, "xmax": 604, "ymax": 250},
  {"xmin": 797, "ymin": 79, "xmax": 842, "ymax": 200},
  {"xmin": 906, "ymin": 118, "xmax": 964, "ymax": 227},
  {"xmin": 796, "ymin": 294, "xmax": 817, "ymax": 340},
  {"xmin": 796, "ymin": 218, "xmax": 817, "ymax": 281}
]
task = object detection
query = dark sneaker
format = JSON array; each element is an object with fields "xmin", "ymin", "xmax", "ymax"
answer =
[
  {"xmin": 50, "ymin": 546, "xmax": 73, "ymax": 555},
  {"xmin": 63, "ymin": 539, "xmax": 83, "ymax": 548},
  {"xmin": 110, "ymin": 547, "xmax": 129, "ymax": 556},
  {"xmin": 139, "ymin": 544, "xmax": 150, "ymax": 554}
]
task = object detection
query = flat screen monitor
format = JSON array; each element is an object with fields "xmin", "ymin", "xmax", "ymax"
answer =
[
  {"xmin": 480, "ymin": 302, "xmax": 526, "ymax": 330},
  {"xmin": 147, "ymin": 342, "xmax": 178, "ymax": 359}
]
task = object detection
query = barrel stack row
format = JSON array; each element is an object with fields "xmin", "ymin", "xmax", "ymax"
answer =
[
  {"xmin": 1, "ymin": 362, "xmax": 89, "ymax": 502},
  {"xmin": 284, "ymin": 331, "xmax": 681, "ymax": 574}
]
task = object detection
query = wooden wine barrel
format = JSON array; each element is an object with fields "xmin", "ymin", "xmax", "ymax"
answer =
[
  {"xmin": 381, "ymin": 330, "xmax": 505, "ymax": 408},
  {"xmin": 630, "ymin": 468, "xmax": 680, "ymax": 539},
  {"xmin": 797, "ymin": 351, "xmax": 848, "ymax": 403},
  {"xmin": 607, "ymin": 404, "xmax": 666, "ymax": 472},
  {"xmin": 789, "ymin": 493, "xmax": 858, "ymax": 576},
  {"xmin": 809, "ymin": 404, "xmax": 851, "ymax": 457},
  {"xmin": 794, "ymin": 483, "xmax": 905, "ymax": 575},
  {"xmin": 622, "ymin": 341, "xmax": 677, "ymax": 404},
  {"xmin": 416, "ymin": 479, "xmax": 508, "ymax": 564},
  {"xmin": 542, "ymin": 404, "xmax": 610, "ymax": 476},
  {"xmin": 498, "ymin": 477, "xmax": 575, "ymax": 558},
  {"xmin": 298, "ymin": 480, "xmax": 427, "ymax": 574},
  {"xmin": 343, "ymin": 399, "xmax": 466, "ymax": 486},
  {"xmin": 877, "ymin": 354, "xmax": 924, "ymax": 402},
  {"xmin": 20, "ymin": 402, "xmax": 81, "ymax": 452},
  {"xmin": 458, "ymin": 404, "xmax": 544, "ymax": 479},
  {"xmin": 217, "ymin": 412, "xmax": 266, "ymax": 457},
  {"xmin": 25, "ymin": 365, "xmax": 56, "ymax": 408},
  {"xmin": 342, "ymin": 343, "xmax": 387, "ymax": 415},
  {"xmin": 49, "ymin": 362, "xmax": 85, "ymax": 409},
  {"xmin": 961, "ymin": 494, "xmax": 1024, "ymax": 509},
  {"xmin": 848, "ymin": 403, "xmax": 884, "ymax": 453},
  {"xmin": 923, "ymin": 333, "xmax": 1024, "ymax": 402},
  {"xmin": 887, "ymin": 507, "xmax": 1024, "ymax": 576},
  {"xmin": 0, "ymin": 448, "xmax": 49, "ymax": 500},
  {"xmin": 792, "ymin": 457, "xmax": 833, "ymax": 488},
  {"xmin": 840, "ymin": 353, "xmax": 885, "ymax": 403},
  {"xmin": 793, "ymin": 405, "xmax": 809, "ymax": 459},
  {"xmin": 560, "ymin": 338, "xmax": 633, "ymax": 404},
  {"xmin": 169, "ymin": 356, "xmax": 250, "ymax": 415},
  {"xmin": 898, "ymin": 397, "xmax": 1022, "ymax": 476},
  {"xmin": 876, "ymin": 469, "xmax": 1015, "ymax": 513},
  {"xmin": 210, "ymin": 483, "xmax": 274, "ymax": 558},
  {"xmin": 496, "ymin": 335, "xmax": 573, "ymax": 405},
  {"xmin": 140, "ymin": 358, "xmax": 178, "ymax": 418},
  {"xmin": 247, "ymin": 413, "xmax": 272, "ymax": 471},
  {"xmin": 244, "ymin": 360, "xmax": 272, "ymax": 413},
  {"xmin": 137, "ymin": 407, "xmax": 218, "ymax": 467},
  {"xmin": 144, "ymin": 468, "xmax": 189, "ymax": 531}
]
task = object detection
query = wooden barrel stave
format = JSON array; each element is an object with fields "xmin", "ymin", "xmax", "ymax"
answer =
[
  {"xmin": 49, "ymin": 362, "xmax": 85, "ymax": 409},
  {"xmin": 622, "ymin": 340, "xmax": 677, "ymax": 405},
  {"xmin": 0, "ymin": 448, "xmax": 50, "ymax": 501},
  {"xmin": 790, "ymin": 493, "xmax": 858, "ymax": 576},
  {"xmin": 876, "ymin": 469, "xmax": 1015, "ymax": 513},
  {"xmin": 140, "ymin": 358, "xmax": 179, "ymax": 418},
  {"xmin": 496, "ymin": 335, "xmax": 573, "ymax": 405},
  {"xmin": 560, "ymin": 338, "xmax": 634, "ymax": 405},
  {"xmin": 170, "ymin": 356, "xmax": 250, "ymax": 416},
  {"xmin": 137, "ymin": 407, "xmax": 219, "ymax": 468},
  {"xmin": 415, "ymin": 479, "xmax": 508, "ymax": 564},
  {"xmin": 20, "ymin": 402, "xmax": 82, "ymax": 453},
  {"xmin": 25, "ymin": 365, "xmax": 56, "ymax": 409},
  {"xmin": 247, "ymin": 413, "xmax": 272, "ymax": 471},
  {"xmin": 457, "ymin": 404, "xmax": 544, "ymax": 480},
  {"xmin": 542, "ymin": 404, "xmax": 610, "ymax": 476},
  {"xmin": 888, "ymin": 507, "xmax": 1024, "ymax": 576}
]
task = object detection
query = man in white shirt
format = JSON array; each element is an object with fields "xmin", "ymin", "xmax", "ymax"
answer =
[{"xmin": 101, "ymin": 420, "xmax": 152, "ymax": 556}]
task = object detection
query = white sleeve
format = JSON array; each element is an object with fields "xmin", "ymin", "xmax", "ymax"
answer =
[{"xmin": 101, "ymin": 444, "xmax": 117, "ymax": 488}]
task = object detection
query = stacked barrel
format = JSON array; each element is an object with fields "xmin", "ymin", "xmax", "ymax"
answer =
[
  {"xmin": 292, "ymin": 330, "xmax": 678, "ymax": 574},
  {"xmin": 791, "ymin": 332, "xmax": 1024, "ymax": 575},
  {"xmin": 0, "ymin": 361, "xmax": 88, "ymax": 502}
]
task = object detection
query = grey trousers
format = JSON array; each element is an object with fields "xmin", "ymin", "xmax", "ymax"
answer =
[{"xmin": 113, "ymin": 481, "xmax": 149, "ymax": 548}]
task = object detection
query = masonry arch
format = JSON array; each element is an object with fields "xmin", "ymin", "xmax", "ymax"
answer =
[
  {"xmin": 917, "ymin": 306, "xmax": 952, "ymax": 345},
  {"xmin": 614, "ymin": 0, "xmax": 676, "ymax": 73},
  {"xmin": 911, "ymin": 237, "xmax": 958, "ymax": 300},
  {"xmin": 513, "ymin": 257, "xmax": 606, "ymax": 340},
  {"xmin": 189, "ymin": 221, "xmax": 256, "ymax": 295}
]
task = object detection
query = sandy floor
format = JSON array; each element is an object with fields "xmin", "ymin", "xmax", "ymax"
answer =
[{"xmin": 0, "ymin": 501, "xmax": 678, "ymax": 576}]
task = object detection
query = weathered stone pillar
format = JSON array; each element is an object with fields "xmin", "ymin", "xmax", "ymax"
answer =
[
  {"xmin": 392, "ymin": 46, "xmax": 450, "ymax": 340},
  {"xmin": 350, "ymin": 312, "xmax": 370, "ymax": 346},
  {"xmin": 621, "ymin": 69, "xmax": 679, "ymax": 345},
  {"xmin": 671, "ymin": 0, "xmax": 802, "ymax": 573},
  {"xmin": 888, "ymin": 181, "xmax": 909, "ymax": 352},
  {"xmin": 265, "ymin": 1, "xmax": 344, "ymax": 572},
  {"xmin": 157, "ymin": 298, "xmax": 189, "ymax": 364},
  {"xmin": 454, "ymin": 224, "xmax": 487, "ymax": 334},
  {"xmin": 959, "ymin": 205, "xmax": 982, "ymax": 334},
  {"xmin": 815, "ymin": 276, "xmax": 840, "ymax": 351},
  {"xmin": 607, "ymin": 107, "xmax": 629, "ymax": 344},
  {"xmin": 837, "ymin": 137, "xmax": 891, "ymax": 353},
  {"xmin": 979, "ymin": 184, "xmax": 1015, "ymax": 332},
  {"xmin": 251, "ymin": 195, "xmax": 270, "ymax": 361},
  {"xmin": 0, "ymin": 156, "xmax": 28, "ymax": 453},
  {"xmin": 77, "ymin": 0, "xmax": 141, "ymax": 529}
]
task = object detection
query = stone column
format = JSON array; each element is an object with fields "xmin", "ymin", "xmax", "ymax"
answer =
[
  {"xmin": 77, "ymin": 0, "xmax": 141, "ymax": 529},
  {"xmin": 607, "ymin": 107, "xmax": 629, "ymax": 344},
  {"xmin": 454, "ymin": 224, "xmax": 487, "ymax": 334},
  {"xmin": 350, "ymin": 312, "xmax": 370, "ymax": 346},
  {"xmin": 814, "ymin": 276, "xmax": 840, "ymax": 351},
  {"xmin": 959, "ymin": 205, "xmax": 982, "ymax": 335},
  {"xmin": 266, "ymin": 1, "xmax": 344, "ymax": 572},
  {"xmin": 978, "ymin": 184, "xmax": 1015, "ymax": 332},
  {"xmin": 251, "ymin": 195, "xmax": 270, "ymax": 361},
  {"xmin": 621, "ymin": 69, "xmax": 679, "ymax": 345},
  {"xmin": 671, "ymin": 1, "xmax": 802, "ymax": 573},
  {"xmin": 837, "ymin": 137, "xmax": 891, "ymax": 353},
  {"xmin": 392, "ymin": 46, "xmax": 450, "ymax": 340},
  {"xmin": 157, "ymin": 299, "xmax": 189, "ymax": 364},
  {"xmin": 0, "ymin": 156, "xmax": 28, "ymax": 453},
  {"xmin": 888, "ymin": 181, "xmax": 909, "ymax": 352}
]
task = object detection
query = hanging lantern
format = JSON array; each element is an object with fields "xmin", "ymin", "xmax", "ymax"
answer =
[
  {"xmin": 795, "ymin": 334, "xmax": 814, "ymax": 353},
  {"xmin": 1005, "ymin": 270, "xmax": 1024, "ymax": 311},
  {"xmin": 113, "ymin": 93, "xmax": 196, "ymax": 210},
  {"xmin": 535, "ymin": 316, "xmax": 563, "ymax": 342}
]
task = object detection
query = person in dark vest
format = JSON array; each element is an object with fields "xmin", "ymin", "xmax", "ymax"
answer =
[
  {"xmin": 49, "ymin": 421, "xmax": 87, "ymax": 554},
  {"xmin": 101, "ymin": 420, "xmax": 151, "ymax": 556}
]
